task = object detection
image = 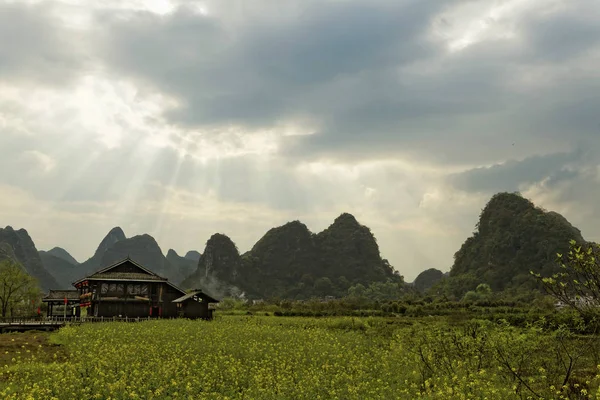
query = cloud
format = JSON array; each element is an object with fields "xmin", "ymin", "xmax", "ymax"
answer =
[
  {"xmin": 0, "ymin": 2, "xmax": 90, "ymax": 85},
  {"xmin": 94, "ymin": 1, "xmax": 444, "ymax": 133},
  {"xmin": 0, "ymin": 0, "xmax": 599, "ymax": 281},
  {"xmin": 450, "ymin": 151, "xmax": 584, "ymax": 193},
  {"xmin": 21, "ymin": 150, "xmax": 57, "ymax": 174},
  {"xmin": 74, "ymin": 0, "xmax": 598, "ymax": 172}
]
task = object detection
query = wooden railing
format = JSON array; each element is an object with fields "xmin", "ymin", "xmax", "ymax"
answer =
[
  {"xmin": 1, "ymin": 314, "xmax": 213, "ymax": 326},
  {"xmin": 0, "ymin": 316, "xmax": 168, "ymax": 325},
  {"xmin": 47, "ymin": 316, "xmax": 168, "ymax": 323},
  {"xmin": 0, "ymin": 316, "xmax": 47, "ymax": 324}
]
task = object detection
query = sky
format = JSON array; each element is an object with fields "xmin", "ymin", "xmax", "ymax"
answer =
[{"xmin": 1, "ymin": 0, "xmax": 599, "ymax": 281}]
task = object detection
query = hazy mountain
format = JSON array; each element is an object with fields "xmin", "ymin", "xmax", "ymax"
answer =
[
  {"xmin": 181, "ymin": 233, "xmax": 244, "ymax": 298},
  {"xmin": 100, "ymin": 234, "xmax": 186, "ymax": 284},
  {"xmin": 166, "ymin": 249, "xmax": 197, "ymax": 282},
  {"xmin": 413, "ymin": 268, "xmax": 445, "ymax": 293},
  {"xmin": 79, "ymin": 227, "xmax": 126, "ymax": 276},
  {"xmin": 0, "ymin": 226, "xmax": 59, "ymax": 290},
  {"xmin": 39, "ymin": 251, "xmax": 78, "ymax": 289},
  {"xmin": 184, "ymin": 251, "xmax": 201, "ymax": 261},
  {"xmin": 46, "ymin": 247, "xmax": 78, "ymax": 265}
]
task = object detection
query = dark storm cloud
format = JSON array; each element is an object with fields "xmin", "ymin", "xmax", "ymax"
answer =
[
  {"xmin": 92, "ymin": 0, "xmax": 600, "ymax": 166},
  {"xmin": 97, "ymin": 0, "xmax": 444, "ymax": 128},
  {"xmin": 521, "ymin": 4, "xmax": 600, "ymax": 62},
  {"xmin": 450, "ymin": 151, "xmax": 584, "ymax": 193}
]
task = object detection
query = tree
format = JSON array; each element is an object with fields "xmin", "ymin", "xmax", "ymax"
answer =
[
  {"xmin": 0, "ymin": 260, "xmax": 40, "ymax": 317},
  {"xmin": 314, "ymin": 277, "xmax": 334, "ymax": 296},
  {"xmin": 462, "ymin": 291, "xmax": 479, "ymax": 303},
  {"xmin": 532, "ymin": 240, "xmax": 600, "ymax": 317},
  {"xmin": 476, "ymin": 283, "xmax": 492, "ymax": 296}
]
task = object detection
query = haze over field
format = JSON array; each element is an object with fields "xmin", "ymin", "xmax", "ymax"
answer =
[{"xmin": 1, "ymin": 0, "xmax": 599, "ymax": 280}]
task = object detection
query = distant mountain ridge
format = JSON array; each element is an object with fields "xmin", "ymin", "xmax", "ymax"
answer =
[
  {"xmin": 79, "ymin": 227, "xmax": 127, "ymax": 277},
  {"xmin": 0, "ymin": 226, "xmax": 59, "ymax": 291},
  {"xmin": 34, "ymin": 228, "xmax": 201, "ymax": 289},
  {"xmin": 46, "ymin": 247, "xmax": 78, "ymax": 265},
  {"xmin": 413, "ymin": 268, "xmax": 445, "ymax": 293},
  {"xmin": 38, "ymin": 251, "xmax": 78, "ymax": 289},
  {"xmin": 182, "ymin": 214, "xmax": 400, "ymax": 299},
  {"xmin": 4, "ymin": 214, "xmax": 401, "ymax": 298},
  {"xmin": 184, "ymin": 251, "xmax": 201, "ymax": 261},
  {"xmin": 166, "ymin": 249, "xmax": 198, "ymax": 282},
  {"xmin": 182, "ymin": 233, "xmax": 244, "ymax": 298},
  {"xmin": 11, "ymin": 192, "xmax": 583, "ymax": 300}
]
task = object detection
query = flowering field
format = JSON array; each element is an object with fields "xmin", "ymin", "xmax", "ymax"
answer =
[{"xmin": 1, "ymin": 316, "xmax": 600, "ymax": 399}]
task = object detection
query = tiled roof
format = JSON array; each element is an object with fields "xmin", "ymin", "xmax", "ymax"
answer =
[
  {"xmin": 88, "ymin": 272, "xmax": 167, "ymax": 281},
  {"xmin": 173, "ymin": 290, "xmax": 219, "ymax": 304},
  {"xmin": 42, "ymin": 290, "xmax": 80, "ymax": 300},
  {"xmin": 73, "ymin": 257, "xmax": 167, "ymax": 285}
]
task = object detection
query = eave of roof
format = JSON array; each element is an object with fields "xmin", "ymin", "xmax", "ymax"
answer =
[
  {"xmin": 87, "ymin": 271, "xmax": 167, "ymax": 281},
  {"xmin": 172, "ymin": 290, "xmax": 220, "ymax": 304},
  {"xmin": 42, "ymin": 289, "xmax": 80, "ymax": 301},
  {"xmin": 72, "ymin": 257, "xmax": 167, "ymax": 286},
  {"xmin": 84, "ymin": 278, "xmax": 166, "ymax": 282}
]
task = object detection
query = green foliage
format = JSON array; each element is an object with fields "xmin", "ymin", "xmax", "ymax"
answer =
[
  {"xmin": 401, "ymin": 319, "xmax": 600, "ymax": 398},
  {"xmin": 448, "ymin": 192, "xmax": 584, "ymax": 297},
  {"xmin": 462, "ymin": 290, "xmax": 479, "ymax": 303},
  {"xmin": 0, "ymin": 259, "xmax": 40, "ymax": 317},
  {"xmin": 218, "ymin": 297, "xmax": 248, "ymax": 311},
  {"xmin": 533, "ymin": 240, "xmax": 600, "ymax": 319},
  {"xmin": 347, "ymin": 279, "xmax": 405, "ymax": 302},
  {"xmin": 476, "ymin": 283, "xmax": 492, "ymax": 295},
  {"xmin": 0, "ymin": 226, "xmax": 59, "ymax": 290}
]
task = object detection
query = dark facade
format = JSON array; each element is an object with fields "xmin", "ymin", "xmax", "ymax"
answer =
[
  {"xmin": 173, "ymin": 290, "xmax": 218, "ymax": 319},
  {"xmin": 69, "ymin": 258, "xmax": 219, "ymax": 319}
]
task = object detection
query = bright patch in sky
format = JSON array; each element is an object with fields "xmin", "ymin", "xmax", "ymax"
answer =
[{"xmin": 434, "ymin": 0, "xmax": 563, "ymax": 52}]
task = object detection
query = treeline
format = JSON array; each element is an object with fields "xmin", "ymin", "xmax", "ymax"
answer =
[{"xmin": 218, "ymin": 294, "xmax": 598, "ymax": 332}]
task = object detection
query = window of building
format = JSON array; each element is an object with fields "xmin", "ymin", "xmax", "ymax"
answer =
[
  {"xmin": 101, "ymin": 283, "xmax": 109, "ymax": 294},
  {"xmin": 117, "ymin": 284, "xmax": 124, "ymax": 294},
  {"xmin": 141, "ymin": 284, "xmax": 148, "ymax": 295},
  {"xmin": 109, "ymin": 283, "xmax": 117, "ymax": 293}
]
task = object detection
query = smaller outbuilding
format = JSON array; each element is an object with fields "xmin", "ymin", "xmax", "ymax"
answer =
[
  {"xmin": 173, "ymin": 289, "xmax": 219, "ymax": 320},
  {"xmin": 42, "ymin": 290, "xmax": 81, "ymax": 318}
]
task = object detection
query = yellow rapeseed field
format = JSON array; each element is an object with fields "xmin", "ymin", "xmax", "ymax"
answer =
[{"xmin": 1, "ymin": 316, "xmax": 599, "ymax": 399}]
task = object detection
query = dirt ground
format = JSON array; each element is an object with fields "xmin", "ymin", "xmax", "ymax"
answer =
[{"xmin": 0, "ymin": 331, "xmax": 66, "ymax": 365}]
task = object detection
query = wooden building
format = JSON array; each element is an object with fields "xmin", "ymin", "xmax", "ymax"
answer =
[
  {"xmin": 42, "ymin": 290, "xmax": 81, "ymax": 317},
  {"xmin": 173, "ymin": 290, "xmax": 219, "ymax": 319},
  {"xmin": 66, "ymin": 257, "xmax": 218, "ymax": 319}
]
